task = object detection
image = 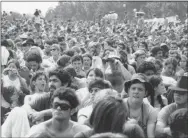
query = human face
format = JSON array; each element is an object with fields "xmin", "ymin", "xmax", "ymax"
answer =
[
  {"xmin": 27, "ymin": 61, "xmax": 39, "ymax": 72},
  {"xmin": 137, "ymin": 55, "xmax": 146, "ymax": 64},
  {"xmin": 87, "ymin": 70, "xmax": 101, "ymax": 84},
  {"xmin": 83, "ymin": 56, "xmax": 92, "ymax": 69},
  {"xmin": 34, "ymin": 75, "xmax": 47, "ymax": 92},
  {"xmin": 72, "ymin": 60, "xmax": 82, "ymax": 73},
  {"xmin": 128, "ymin": 83, "xmax": 146, "ymax": 103},
  {"xmin": 52, "ymin": 97, "xmax": 71, "ymax": 120},
  {"xmin": 90, "ymin": 87, "xmax": 101, "ymax": 101},
  {"xmin": 49, "ymin": 75, "xmax": 62, "ymax": 93},
  {"xmin": 44, "ymin": 43, "xmax": 51, "ymax": 53},
  {"xmin": 155, "ymin": 82, "xmax": 166, "ymax": 95},
  {"xmin": 171, "ymin": 44, "xmax": 178, "ymax": 50},
  {"xmin": 180, "ymin": 58, "xmax": 187, "ymax": 69},
  {"xmin": 174, "ymin": 91, "xmax": 188, "ymax": 105},
  {"xmin": 156, "ymin": 51, "xmax": 163, "ymax": 59},
  {"xmin": 50, "ymin": 47, "xmax": 59, "ymax": 57},
  {"xmin": 164, "ymin": 64, "xmax": 174, "ymax": 76}
]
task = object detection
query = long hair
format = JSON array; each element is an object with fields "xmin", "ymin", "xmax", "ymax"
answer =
[
  {"xmin": 89, "ymin": 97, "xmax": 128, "ymax": 133},
  {"xmin": 148, "ymin": 75, "xmax": 165, "ymax": 108}
]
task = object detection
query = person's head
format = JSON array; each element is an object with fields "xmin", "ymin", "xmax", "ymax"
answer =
[
  {"xmin": 82, "ymin": 53, "xmax": 92, "ymax": 70},
  {"xmin": 169, "ymin": 108, "xmax": 188, "ymax": 138},
  {"xmin": 123, "ymin": 119, "xmax": 145, "ymax": 138},
  {"xmin": 7, "ymin": 59, "xmax": 20, "ymax": 71},
  {"xmin": 139, "ymin": 41, "xmax": 148, "ymax": 51},
  {"xmin": 89, "ymin": 97, "xmax": 128, "ymax": 133},
  {"xmin": 154, "ymin": 59, "xmax": 163, "ymax": 75},
  {"xmin": 150, "ymin": 75, "xmax": 165, "ymax": 91},
  {"xmin": 170, "ymin": 41, "xmax": 178, "ymax": 50},
  {"xmin": 137, "ymin": 61, "xmax": 157, "ymax": 77},
  {"xmin": 26, "ymin": 53, "xmax": 42, "ymax": 71},
  {"xmin": 44, "ymin": 40, "xmax": 53, "ymax": 55},
  {"xmin": 90, "ymin": 133, "xmax": 127, "ymax": 138},
  {"xmin": 30, "ymin": 71, "xmax": 48, "ymax": 93},
  {"xmin": 48, "ymin": 68, "xmax": 71, "ymax": 93},
  {"xmin": 57, "ymin": 55, "xmax": 71, "ymax": 68},
  {"xmin": 63, "ymin": 49, "xmax": 75, "ymax": 57},
  {"xmin": 163, "ymin": 57, "xmax": 178, "ymax": 76},
  {"xmin": 124, "ymin": 73, "xmax": 153, "ymax": 103},
  {"xmin": 134, "ymin": 50, "xmax": 146, "ymax": 65},
  {"xmin": 151, "ymin": 46, "xmax": 163, "ymax": 60},
  {"xmin": 86, "ymin": 68, "xmax": 104, "ymax": 84},
  {"xmin": 71, "ymin": 55, "xmax": 83, "ymax": 73},
  {"xmin": 180, "ymin": 55, "xmax": 187, "ymax": 70},
  {"xmin": 50, "ymin": 44, "xmax": 60, "ymax": 57},
  {"xmin": 88, "ymin": 79, "xmax": 112, "ymax": 101},
  {"xmin": 169, "ymin": 75, "xmax": 188, "ymax": 105},
  {"xmin": 51, "ymin": 87, "xmax": 79, "ymax": 121}
]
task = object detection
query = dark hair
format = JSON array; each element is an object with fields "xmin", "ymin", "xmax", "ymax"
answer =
[
  {"xmin": 154, "ymin": 59, "xmax": 163, "ymax": 70},
  {"xmin": 148, "ymin": 75, "xmax": 165, "ymax": 108},
  {"xmin": 88, "ymin": 79, "xmax": 112, "ymax": 92},
  {"xmin": 137, "ymin": 61, "xmax": 157, "ymax": 74},
  {"xmin": 89, "ymin": 97, "xmax": 128, "ymax": 133},
  {"xmin": 26, "ymin": 53, "xmax": 42, "ymax": 63},
  {"xmin": 119, "ymin": 50, "xmax": 128, "ymax": 69},
  {"xmin": 45, "ymin": 40, "xmax": 53, "ymax": 45},
  {"xmin": 30, "ymin": 71, "xmax": 48, "ymax": 92},
  {"xmin": 123, "ymin": 121, "xmax": 145, "ymax": 138},
  {"xmin": 64, "ymin": 66, "xmax": 76, "ymax": 78},
  {"xmin": 151, "ymin": 46, "xmax": 163, "ymax": 57},
  {"xmin": 82, "ymin": 53, "xmax": 92, "ymax": 61},
  {"xmin": 49, "ymin": 68, "xmax": 71, "ymax": 87},
  {"xmin": 86, "ymin": 68, "xmax": 104, "ymax": 79},
  {"xmin": 63, "ymin": 49, "xmax": 75, "ymax": 57},
  {"xmin": 71, "ymin": 55, "xmax": 83, "ymax": 64},
  {"xmin": 51, "ymin": 87, "xmax": 79, "ymax": 109},
  {"xmin": 57, "ymin": 55, "xmax": 71, "ymax": 68},
  {"xmin": 139, "ymin": 41, "xmax": 148, "ymax": 51}
]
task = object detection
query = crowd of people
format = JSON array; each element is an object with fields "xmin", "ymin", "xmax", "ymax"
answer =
[{"xmin": 1, "ymin": 9, "xmax": 188, "ymax": 138}]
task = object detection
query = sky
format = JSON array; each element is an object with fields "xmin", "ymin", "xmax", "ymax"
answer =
[{"xmin": 1, "ymin": 2, "xmax": 58, "ymax": 16}]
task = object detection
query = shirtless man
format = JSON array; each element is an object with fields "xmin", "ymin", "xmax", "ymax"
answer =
[{"xmin": 26, "ymin": 87, "xmax": 90, "ymax": 137}]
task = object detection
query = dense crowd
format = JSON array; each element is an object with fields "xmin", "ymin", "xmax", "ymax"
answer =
[{"xmin": 1, "ymin": 9, "xmax": 188, "ymax": 138}]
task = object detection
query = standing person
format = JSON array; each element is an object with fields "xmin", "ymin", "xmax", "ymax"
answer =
[
  {"xmin": 155, "ymin": 75, "xmax": 188, "ymax": 138},
  {"xmin": 123, "ymin": 73, "xmax": 157, "ymax": 138},
  {"xmin": 26, "ymin": 87, "xmax": 90, "ymax": 138}
]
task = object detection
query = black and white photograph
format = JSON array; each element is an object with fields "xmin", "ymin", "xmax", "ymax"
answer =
[{"xmin": 1, "ymin": 1, "xmax": 188, "ymax": 138}]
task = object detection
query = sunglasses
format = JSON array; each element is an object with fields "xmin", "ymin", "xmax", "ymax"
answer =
[{"xmin": 52, "ymin": 103, "xmax": 71, "ymax": 110}]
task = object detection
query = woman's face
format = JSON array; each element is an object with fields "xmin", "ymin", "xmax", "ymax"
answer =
[
  {"xmin": 34, "ymin": 75, "xmax": 47, "ymax": 92},
  {"xmin": 155, "ymin": 82, "xmax": 166, "ymax": 95},
  {"xmin": 87, "ymin": 70, "xmax": 101, "ymax": 84},
  {"xmin": 128, "ymin": 83, "xmax": 146, "ymax": 103},
  {"xmin": 164, "ymin": 64, "xmax": 174, "ymax": 76}
]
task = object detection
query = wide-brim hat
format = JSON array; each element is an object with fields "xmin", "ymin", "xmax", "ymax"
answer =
[
  {"xmin": 169, "ymin": 74, "xmax": 188, "ymax": 92},
  {"xmin": 124, "ymin": 73, "xmax": 153, "ymax": 97}
]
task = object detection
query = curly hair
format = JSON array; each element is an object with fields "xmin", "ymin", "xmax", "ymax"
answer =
[{"xmin": 137, "ymin": 61, "xmax": 157, "ymax": 74}]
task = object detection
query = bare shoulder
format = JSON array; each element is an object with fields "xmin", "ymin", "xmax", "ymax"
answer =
[{"xmin": 71, "ymin": 121, "xmax": 91, "ymax": 132}]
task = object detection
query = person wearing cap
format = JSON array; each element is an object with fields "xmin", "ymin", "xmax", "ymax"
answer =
[
  {"xmin": 155, "ymin": 75, "xmax": 188, "ymax": 138},
  {"xmin": 169, "ymin": 108, "xmax": 188, "ymax": 138},
  {"xmin": 123, "ymin": 73, "xmax": 157, "ymax": 138}
]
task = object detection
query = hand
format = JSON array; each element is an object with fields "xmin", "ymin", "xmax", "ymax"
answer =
[{"xmin": 31, "ymin": 111, "xmax": 44, "ymax": 123}]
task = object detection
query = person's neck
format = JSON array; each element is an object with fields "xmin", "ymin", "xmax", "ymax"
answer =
[
  {"xmin": 53, "ymin": 55, "xmax": 59, "ymax": 62},
  {"xmin": 35, "ymin": 88, "xmax": 43, "ymax": 93},
  {"xmin": 177, "ymin": 103, "xmax": 188, "ymax": 109},
  {"xmin": 51, "ymin": 118, "xmax": 70, "ymax": 132},
  {"xmin": 128, "ymin": 98, "xmax": 142, "ymax": 110}
]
